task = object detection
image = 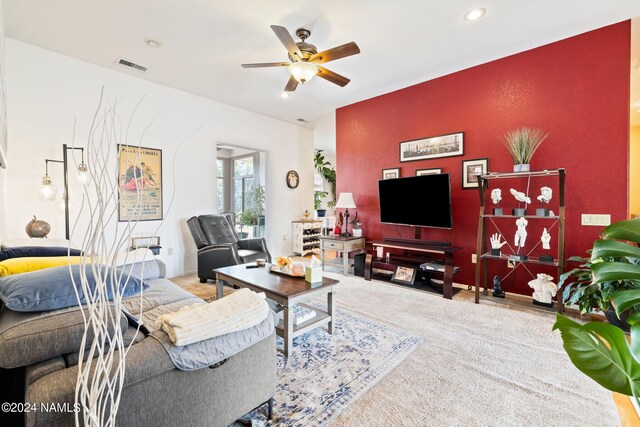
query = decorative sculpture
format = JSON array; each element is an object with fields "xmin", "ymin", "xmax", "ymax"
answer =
[
  {"xmin": 510, "ymin": 188, "xmax": 531, "ymax": 216},
  {"xmin": 527, "ymin": 273, "xmax": 557, "ymax": 307},
  {"xmin": 511, "ymin": 217, "xmax": 528, "ymax": 260},
  {"xmin": 491, "ymin": 188, "xmax": 503, "ymax": 215},
  {"xmin": 492, "ymin": 275, "xmax": 505, "ymax": 298},
  {"xmin": 539, "ymin": 228, "xmax": 554, "ymax": 262},
  {"xmin": 536, "ymin": 186, "xmax": 552, "ymax": 216},
  {"xmin": 490, "ymin": 233, "xmax": 507, "ymax": 256},
  {"xmin": 25, "ymin": 215, "xmax": 51, "ymax": 238},
  {"xmin": 536, "ymin": 186, "xmax": 552, "ymax": 204}
]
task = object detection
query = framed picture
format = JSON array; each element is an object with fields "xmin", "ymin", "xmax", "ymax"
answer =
[
  {"xmin": 117, "ymin": 145, "xmax": 163, "ymax": 221},
  {"xmin": 462, "ymin": 158, "xmax": 489, "ymax": 189},
  {"xmin": 391, "ymin": 266, "xmax": 417, "ymax": 285},
  {"xmin": 416, "ymin": 168, "xmax": 442, "ymax": 176},
  {"xmin": 400, "ymin": 132, "xmax": 464, "ymax": 162},
  {"xmin": 382, "ymin": 168, "xmax": 400, "ymax": 180},
  {"xmin": 286, "ymin": 170, "xmax": 300, "ymax": 189}
]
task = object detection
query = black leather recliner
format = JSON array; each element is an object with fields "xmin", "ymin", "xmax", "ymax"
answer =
[{"xmin": 187, "ymin": 214, "xmax": 272, "ymax": 283}]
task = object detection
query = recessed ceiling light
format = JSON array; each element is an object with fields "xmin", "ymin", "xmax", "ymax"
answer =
[
  {"xmin": 464, "ymin": 8, "xmax": 486, "ymax": 21},
  {"xmin": 278, "ymin": 91, "xmax": 291, "ymax": 99},
  {"xmin": 144, "ymin": 38, "xmax": 162, "ymax": 48}
]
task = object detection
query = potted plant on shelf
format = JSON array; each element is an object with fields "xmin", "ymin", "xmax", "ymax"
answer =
[
  {"xmin": 314, "ymin": 190, "xmax": 328, "ymax": 217},
  {"xmin": 501, "ymin": 127, "xmax": 548, "ymax": 172},
  {"xmin": 350, "ymin": 213, "xmax": 363, "ymax": 237},
  {"xmin": 553, "ymin": 218, "xmax": 640, "ymax": 404},
  {"xmin": 238, "ymin": 209, "xmax": 256, "ymax": 239}
]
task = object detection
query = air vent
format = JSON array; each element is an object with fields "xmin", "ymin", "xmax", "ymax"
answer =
[
  {"xmin": 296, "ymin": 118, "xmax": 310, "ymax": 124},
  {"xmin": 115, "ymin": 58, "xmax": 148, "ymax": 72}
]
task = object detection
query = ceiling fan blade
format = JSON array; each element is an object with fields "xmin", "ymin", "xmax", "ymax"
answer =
[
  {"xmin": 271, "ymin": 25, "xmax": 303, "ymax": 61},
  {"xmin": 317, "ymin": 66, "xmax": 350, "ymax": 87},
  {"xmin": 241, "ymin": 62, "xmax": 290, "ymax": 68},
  {"xmin": 284, "ymin": 75, "xmax": 299, "ymax": 92},
  {"xmin": 310, "ymin": 42, "xmax": 360, "ymax": 64}
]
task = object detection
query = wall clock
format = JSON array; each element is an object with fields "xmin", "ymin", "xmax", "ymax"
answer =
[{"xmin": 286, "ymin": 170, "xmax": 299, "ymax": 189}]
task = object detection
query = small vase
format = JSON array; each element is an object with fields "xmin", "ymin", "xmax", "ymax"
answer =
[
  {"xmin": 352, "ymin": 228, "xmax": 363, "ymax": 237},
  {"xmin": 513, "ymin": 164, "xmax": 530, "ymax": 172}
]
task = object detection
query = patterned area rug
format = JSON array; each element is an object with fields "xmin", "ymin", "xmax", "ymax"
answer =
[{"xmin": 241, "ymin": 304, "xmax": 423, "ymax": 426}]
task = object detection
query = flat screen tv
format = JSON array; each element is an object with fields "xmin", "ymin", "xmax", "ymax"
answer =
[{"xmin": 378, "ymin": 174, "xmax": 452, "ymax": 229}]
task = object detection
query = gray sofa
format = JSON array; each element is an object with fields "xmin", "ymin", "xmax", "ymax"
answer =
[{"xmin": 0, "ymin": 261, "xmax": 277, "ymax": 427}]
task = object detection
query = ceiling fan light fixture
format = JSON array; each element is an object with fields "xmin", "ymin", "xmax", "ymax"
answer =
[
  {"xmin": 464, "ymin": 7, "xmax": 486, "ymax": 21},
  {"xmin": 289, "ymin": 61, "xmax": 318, "ymax": 84}
]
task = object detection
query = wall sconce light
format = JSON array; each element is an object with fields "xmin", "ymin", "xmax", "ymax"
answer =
[{"xmin": 40, "ymin": 144, "xmax": 88, "ymax": 239}]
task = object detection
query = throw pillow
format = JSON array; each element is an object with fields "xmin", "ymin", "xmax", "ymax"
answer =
[
  {"xmin": 0, "ymin": 264, "xmax": 148, "ymax": 312},
  {"xmin": 0, "ymin": 256, "xmax": 83, "ymax": 276},
  {"xmin": 0, "ymin": 246, "xmax": 83, "ymax": 261}
]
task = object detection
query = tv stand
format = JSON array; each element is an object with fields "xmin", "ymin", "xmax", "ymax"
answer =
[{"xmin": 365, "ymin": 239, "xmax": 461, "ymax": 299}]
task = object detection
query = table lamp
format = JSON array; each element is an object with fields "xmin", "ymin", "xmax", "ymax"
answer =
[{"xmin": 335, "ymin": 192, "xmax": 356, "ymax": 237}]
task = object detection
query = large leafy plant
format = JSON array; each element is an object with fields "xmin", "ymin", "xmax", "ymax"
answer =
[
  {"xmin": 314, "ymin": 150, "xmax": 337, "ymax": 208},
  {"xmin": 554, "ymin": 218, "xmax": 640, "ymax": 403}
]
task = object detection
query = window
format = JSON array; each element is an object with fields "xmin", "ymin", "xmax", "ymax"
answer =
[
  {"xmin": 216, "ymin": 159, "xmax": 225, "ymax": 212},
  {"xmin": 232, "ymin": 155, "xmax": 255, "ymax": 213}
]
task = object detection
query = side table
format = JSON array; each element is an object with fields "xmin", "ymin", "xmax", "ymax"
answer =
[{"xmin": 320, "ymin": 236, "xmax": 365, "ymax": 275}]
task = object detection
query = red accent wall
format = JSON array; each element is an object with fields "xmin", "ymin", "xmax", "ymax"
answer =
[{"xmin": 336, "ymin": 22, "xmax": 631, "ymax": 295}]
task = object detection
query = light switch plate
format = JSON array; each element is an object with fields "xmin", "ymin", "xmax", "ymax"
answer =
[{"xmin": 581, "ymin": 214, "xmax": 611, "ymax": 226}]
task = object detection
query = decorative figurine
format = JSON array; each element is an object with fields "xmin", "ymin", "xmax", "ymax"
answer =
[
  {"xmin": 510, "ymin": 217, "xmax": 528, "ymax": 260},
  {"xmin": 527, "ymin": 273, "xmax": 557, "ymax": 307},
  {"xmin": 490, "ymin": 233, "xmax": 507, "ymax": 256},
  {"xmin": 492, "ymin": 275, "xmax": 505, "ymax": 298},
  {"xmin": 539, "ymin": 228, "xmax": 554, "ymax": 262},
  {"xmin": 510, "ymin": 188, "xmax": 531, "ymax": 216},
  {"xmin": 491, "ymin": 188, "xmax": 503, "ymax": 216},
  {"xmin": 536, "ymin": 186, "xmax": 552, "ymax": 216}
]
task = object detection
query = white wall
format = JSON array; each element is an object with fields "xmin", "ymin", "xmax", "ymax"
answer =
[
  {"xmin": 4, "ymin": 39, "xmax": 314, "ymax": 276},
  {"xmin": 313, "ymin": 111, "xmax": 336, "ymax": 157}
]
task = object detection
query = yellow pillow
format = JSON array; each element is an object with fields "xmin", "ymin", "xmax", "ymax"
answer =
[{"xmin": 0, "ymin": 256, "xmax": 83, "ymax": 276}]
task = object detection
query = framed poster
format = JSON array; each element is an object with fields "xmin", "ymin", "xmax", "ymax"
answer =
[
  {"xmin": 462, "ymin": 158, "xmax": 489, "ymax": 189},
  {"xmin": 117, "ymin": 144, "xmax": 163, "ymax": 221},
  {"xmin": 400, "ymin": 132, "xmax": 464, "ymax": 162},
  {"xmin": 391, "ymin": 266, "xmax": 417, "ymax": 285},
  {"xmin": 416, "ymin": 168, "xmax": 442, "ymax": 176},
  {"xmin": 382, "ymin": 168, "xmax": 400, "ymax": 179}
]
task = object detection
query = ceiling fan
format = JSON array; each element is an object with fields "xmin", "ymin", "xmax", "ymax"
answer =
[{"xmin": 241, "ymin": 25, "xmax": 360, "ymax": 93}]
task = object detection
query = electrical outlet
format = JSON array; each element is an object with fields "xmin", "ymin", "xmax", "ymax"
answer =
[
  {"xmin": 471, "ymin": 253, "xmax": 477, "ymax": 264},
  {"xmin": 507, "ymin": 259, "xmax": 516, "ymax": 269}
]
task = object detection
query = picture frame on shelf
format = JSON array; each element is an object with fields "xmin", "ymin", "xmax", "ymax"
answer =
[
  {"xmin": 382, "ymin": 168, "xmax": 400, "ymax": 180},
  {"xmin": 391, "ymin": 266, "xmax": 417, "ymax": 285},
  {"xmin": 399, "ymin": 132, "xmax": 464, "ymax": 162},
  {"xmin": 416, "ymin": 168, "xmax": 442, "ymax": 176},
  {"xmin": 462, "ymin": 158, "xmax": 489, "ymax": 189}
]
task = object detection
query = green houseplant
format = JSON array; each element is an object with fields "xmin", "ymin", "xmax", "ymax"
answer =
[
  {"xmin": 350, "ymin": 213, "xmax": 363, "ymax": 237},
  {"xmin": 554, "ymin": 218, "xmax": 640, "ymax": 403},
  {"xmin": 501, "ymin": 127, "xmax": 548, "ymax": 172},
  {"xmin": 314, "ymin": 191, "xmax": 328, "ymax": 217}
]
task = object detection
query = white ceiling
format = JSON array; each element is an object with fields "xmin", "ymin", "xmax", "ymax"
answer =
[{"xmin": 4, "ymin": 0, "xmax": 640, "ymax": 128}]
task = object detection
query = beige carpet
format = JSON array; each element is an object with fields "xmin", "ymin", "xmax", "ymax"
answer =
[{"xmin": 170, "ymin": 272, "xmax": 620, "ymax": 426}]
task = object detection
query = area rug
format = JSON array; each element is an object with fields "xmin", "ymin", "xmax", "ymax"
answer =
[{"xmin": 244, "ymin": 306, "xmax": 423, "ymax": 426}]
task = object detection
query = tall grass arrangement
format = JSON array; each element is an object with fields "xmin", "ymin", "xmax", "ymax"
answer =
[{"xmin": 501, "ymin": 127, "xmax": 548, "ymax": 165}]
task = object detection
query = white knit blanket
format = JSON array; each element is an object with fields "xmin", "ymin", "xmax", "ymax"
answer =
[{"xmin": 158, "ymin": 288, "xmax": 270, "ymax": 346}]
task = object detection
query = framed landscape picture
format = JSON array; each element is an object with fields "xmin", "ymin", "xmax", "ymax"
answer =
[
  {"xmin": 462, "ymin": 158, "xmax": 488, "ymax": 189},
  {"xmin": 117, "ymin": 145, "xmax": 163, "ymax": 221},
  {"xmin": 399, "ymin": 132, "xmax": 464, "ymax": 162},
  {"xmin": 391, "ymin": 266, "xmax": 416, "ymax": 285},
  {"xmin": 382, "ymin": 168, "xmax": 400, "ymax": 180},
  {"xmin": 416, "ymin": 168, "xmax": 442, "ymax": 176}
]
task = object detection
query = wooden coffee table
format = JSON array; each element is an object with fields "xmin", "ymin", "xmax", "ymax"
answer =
[{"xmin": 214, "ymin": 263, "xmax": 340, "ymax": 356}]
